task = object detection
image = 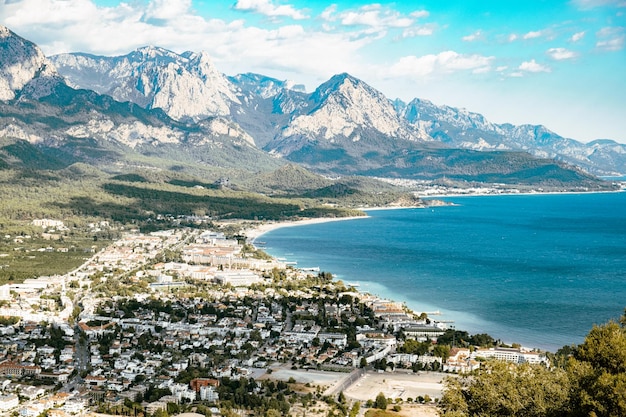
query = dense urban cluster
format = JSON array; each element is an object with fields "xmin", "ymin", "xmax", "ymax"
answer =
[{"xmin": 1, "ymin": 222, "xmax": 550, "ymax": 417}]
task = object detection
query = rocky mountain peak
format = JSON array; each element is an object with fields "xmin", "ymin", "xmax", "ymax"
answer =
[
  {"xmin": 0, "ymin": 25, "xmax": 63, "ymax": 101},
  {"xmin": 311, "ymin": 72, "xmax": 365, "ymax": 103},
  {"xmin": 230, "ymin": 72, "xmax": 306, "ymax": 99},
  {"xmin": 51, "ymin": 46, "xmax": 240, "ymax": 122},
  {"xmin": 284, "ymin": 72, "xmax": 420, "ymax": 142}
]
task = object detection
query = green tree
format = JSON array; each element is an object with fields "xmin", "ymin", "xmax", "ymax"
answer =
[
  {"xmin": 374, "ymin": 392, "xmax": 388, "ymax": 410},
  {"xmin": 440, "ymin": 311, "xmax": 626, "ymax": 417},
  {"xmin": 440, "ymin": 361, "xmax": 570, "ymax": 417},
  {"xmin": 398, "ymin": 339, "xmax": 429, "ymax": 355},
  {"xmin": 433, "ymin": 344, "xmax": 451, "ymax": 361},
  {"xmin": 567, "ymin": 320, "xmax": 626, "ymax": 417},
  {"xmin": 348, "ymin": 402, "xmax": 360, "ymax": 417},
  {"xmin": 360, "ymin": 357, "xmax": 367, "ymax": 368}
]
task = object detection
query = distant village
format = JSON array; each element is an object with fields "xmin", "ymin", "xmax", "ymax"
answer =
[{"xmin": 0, "ymin": 220, "xmax": 549, "ymax": 417}]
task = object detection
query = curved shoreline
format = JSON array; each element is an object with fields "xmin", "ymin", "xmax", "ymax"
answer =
[
  {"xmin": 244, "ymin": 215, "xmax": 370, "ymax": 243},
  {"xmin": 240, "ymin": 193, "xmax": 626, "ymax": 353},
  {"xmin": 244, "ymin": 203, "xmax": 439, "ymax": 242}
]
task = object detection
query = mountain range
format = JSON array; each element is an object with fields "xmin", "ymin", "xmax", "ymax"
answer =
[{"xmin": 1, "ymin": 25, "xmax": 623, "ymax": 194}]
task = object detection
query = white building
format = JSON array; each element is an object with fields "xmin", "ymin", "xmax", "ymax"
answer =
[
  {"xmin": 403, "ymin": 324, "xmax": 445, "ymax": 341},
  {"xmin": 214, "ymin": 271, "xmax": 262, "ymax": 287},
  {"xmin": 199, "ymin": 386, "xmax": 219, "ymax": 402},
  {"xmin": 0, "ymin": 394, "xmax": 19, "ymax": 411},
  {"xmin": 62, "ymin": 399, "xmax": 87, "ymax": 414},
  {"xmin": 32, "ymin": 219, "xmax": 65, "ymax": 229},
  {"xmin": 0, "ymin": 285, "xmax": 10, "ymax": 300},
  {"xmin": 317, "ymin": 333, "xmax": 348, "ymax": 348},
  {"xmin": 472, "ymin": 347, "xmax": 549, "ymax": 365}
]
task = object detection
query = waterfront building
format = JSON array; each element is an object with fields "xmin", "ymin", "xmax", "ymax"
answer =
[{"xmin": 472, "ymin": 347, "xmax": 549, "ymax": 365}]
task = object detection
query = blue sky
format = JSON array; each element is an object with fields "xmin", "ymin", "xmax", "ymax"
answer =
[{"xmin": 1, "ymin": 0, "xmax": 625, "ymax": 143}]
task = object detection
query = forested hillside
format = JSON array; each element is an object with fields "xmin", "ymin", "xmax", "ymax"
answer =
[{"xmin": 440, "ymin": 311, "xmax": 626, "ymax": 417}]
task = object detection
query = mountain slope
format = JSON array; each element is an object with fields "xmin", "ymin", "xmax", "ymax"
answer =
[
  {"xmin": 0, "ymin": 26, "xmax": 284, "ymax": 180},
  {"xmin": 397, "ymin": 98, "xmax": 626, "ymax": 176},
  {"xmin": 228, "ymin": 72, "xmax": 309, "ymax": 149},
  {"xmin": 3, "ymin": 25, "xmax": 620, "ymax": 188},
  {"xmin": 51, "ymin": 40, "xmax": 625, "ymax": 177},
  {"xmin": 270, "ymin": 73, "xmax": 429, "ymax": 153}
]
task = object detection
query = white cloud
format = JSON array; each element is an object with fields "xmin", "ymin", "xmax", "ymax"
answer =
[
  {"xmin": 508, "ymin": 33, "xmax": 519, "ymax": 42},
  {"xmin": 572, "ymin": 0, "xmax": 626, "ymax": 9},
  {"xmin": 389, "ymin": 51, "xmax": 494, "ymax": 78},
  {"xmin": 596, "ymin": 26, "xmax": 621, "ymax": 37},
  {"xmin": 462, "ymin": 30, "xmax": 482, "ymax": 42},
  {"xmin": 410, "ymin": 10, "xmax": 430, "ymax": 19},
  {"xmin": 321, "ymin": 4, "xmax": 427, "ymax": 33},
  {"xmin": 570, "ymin": 31, "xmax": 586, "ymax": 42},
  {"xmin": 0, "ymin": 0, "xmax": 374, "ymax": 87},
  {"xmin": 146, "ymin": 0, "xmax": 192, "ymax": 21},
  {"xmin": 596, "ymin": 26, "xmax": 626, "ymax": 51},
  {"xmin": 2, "ymin": 0, "xmax": 102, "ymax": 26},
  {"xmin": 320, "ymin": 5, "xmax": 337, "ymax": 21},
  {"xmin": 472, "ymin": 66, "xmax": 491, "ymax": 74},
  {"xmin": 233, "ymin": 0, "xmax": 308, "ymax": 20},
  {"xmin": 340, "ymin": 6, "xmax": 412, "ymax": 28},
  {"xmin": 523, "ymin": 30, "xmax": 544, "ymax": 40},
  {"xmin": 518, "ymin": 59, "xmax": 551, "ymax": 72},
  {"xmin": 596, "ymin": 35, "xmax": 626, "ymax": 50},
  {"xmin": 401, "ymin": 25, "xmax": 435, "ymax": 38},
  {"xmin": 546, "ymin": 47, "xmax": 578, "ymax": 60}
]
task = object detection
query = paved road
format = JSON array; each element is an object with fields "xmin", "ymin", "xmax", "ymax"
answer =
[{"xmin": 324, "ymin": 367, "xmax": 366, "ymax": 397}]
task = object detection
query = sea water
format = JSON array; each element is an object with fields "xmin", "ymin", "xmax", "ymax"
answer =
[{"xmin": 260, "ymin": 192, "xmax": 626, "ymax": 351}]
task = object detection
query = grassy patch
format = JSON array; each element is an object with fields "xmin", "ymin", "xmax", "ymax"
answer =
[
  {"xmin": 365, "ymin": 409, "xmax": 398, "ymax": 417},
  {"xmin": 0, "ymin": 232, "xmax": 109, "ymax": 284}
]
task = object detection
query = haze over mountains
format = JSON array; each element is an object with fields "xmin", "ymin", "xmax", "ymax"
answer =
[{"xmin": 1, "ymin": 25, "xmax": 624, "ymax": 190}]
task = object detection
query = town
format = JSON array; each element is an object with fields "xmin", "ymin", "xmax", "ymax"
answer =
[{"xmin": 0, "ymin": 220, "xmax": 549, "ymax": 417}]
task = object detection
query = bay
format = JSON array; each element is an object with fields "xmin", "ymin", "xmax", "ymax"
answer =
[{"xmin": 260, "ymin": 192, "xmax": 626, "ymax": 352}]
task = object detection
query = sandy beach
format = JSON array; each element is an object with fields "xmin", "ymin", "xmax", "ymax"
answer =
[
  {"xmin": 242, "ymin": 202, "xmax": 438, "ymax": 243},
  {"xmin": 243, "ymin": 215, "xmax": 370, "ymax": 243}
]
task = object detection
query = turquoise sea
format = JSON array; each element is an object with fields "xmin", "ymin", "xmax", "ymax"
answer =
[{"xmin": 260, "ymin": 192, "xmax": 626, "ymax": 351}]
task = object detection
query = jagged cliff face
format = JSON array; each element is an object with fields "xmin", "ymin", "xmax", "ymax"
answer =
[
  {"xmin": 51, "ymin": 47, "xmax": 240, "ymax": 122},
  {"xmin": 0, "ymin": 26, "xmax": 64, "ymax": 101}
]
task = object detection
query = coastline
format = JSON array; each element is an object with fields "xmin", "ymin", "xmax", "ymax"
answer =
[
  {"xmin": 240, "ymin": 206, "xmax": 541, "ymax": 349},
  {"xmin": 241, "ymin": 191, "xmax": 626, "ymax": 352},
  {"xmin": 244, "ymin": 215, "xmax": 370, "ymax": 243},
  {"xmin": 419, "ymin": 188, "xmax": 626, "ymax": 199},
  {"xmin": 241, "ymin": 211, "xmax": 503, "ymax": 347},
  {"xmin": 242, "ymin": 191, "xmax": 625, "ymax": 352},
  {"xmin": 243, "ymin": 201, "xmax": 442, "ymax": 242}
]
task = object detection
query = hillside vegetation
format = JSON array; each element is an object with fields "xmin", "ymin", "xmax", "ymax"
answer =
[{"xmin": 440, "ymin": 311, "xmax": 626, "ymax": 417}]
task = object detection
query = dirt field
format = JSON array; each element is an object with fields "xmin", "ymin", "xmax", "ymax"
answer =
[
  {"xmin": 364, "ymin": 405, "xmax": 440, "ymax": 417},
  {"xmin": 262, "ymin": 367, "xmax": 351, "ymax": 386},
  {"xmin": 344, "ymin": 371, "xmax": 446, "ymax": 402}
]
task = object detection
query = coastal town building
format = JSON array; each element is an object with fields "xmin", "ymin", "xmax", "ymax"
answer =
[
  {"xmin": 0, "ymin": 394, "xmax": 19, "ymax": 411},
  {"xmin": 403, "ymin": 324, "xmax": 446, "ymax": 341},
  {"xmin": 471, "ymin": 347, "xmax": 549, "ymax": 365}
]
